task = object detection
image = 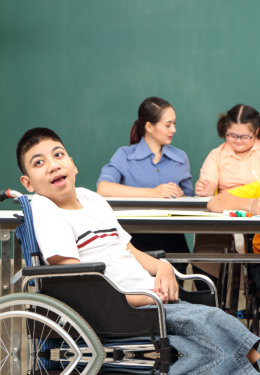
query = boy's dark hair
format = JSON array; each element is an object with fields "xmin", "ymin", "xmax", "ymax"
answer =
[{"xmin": 16, "ymin": 127, "xmax": 64, "ymax": 174}]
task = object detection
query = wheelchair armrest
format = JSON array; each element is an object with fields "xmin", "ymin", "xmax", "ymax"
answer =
[
  {"xmin": 22, "ymin": 262, "xmax": 106, "ymax": 277},
  {"xmin": 173, "ymin": 266, "xmax": 218, "ymax": 306},
  {"xmin": 146, "ymin": 250, "xmax": 166, "ymax": 258}
]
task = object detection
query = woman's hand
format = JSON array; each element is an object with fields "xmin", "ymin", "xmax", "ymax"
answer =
[
  {"xmin": 153, "ymin": 182, "xmax": 184, "ymax": 198},
  {"xmin": 154, "ymin": 261, "xmax": 179, "ymax": 303}
]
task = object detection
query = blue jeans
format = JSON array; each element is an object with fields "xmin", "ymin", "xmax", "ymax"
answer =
[{"xmin": 164, "ymin": 300, "xmax": 260, "ymax": 375}]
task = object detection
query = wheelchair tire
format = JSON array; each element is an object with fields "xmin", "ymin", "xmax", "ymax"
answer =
[{"xmin": 0, "ymin": 292, "xmax": 105, "ymax": 375}]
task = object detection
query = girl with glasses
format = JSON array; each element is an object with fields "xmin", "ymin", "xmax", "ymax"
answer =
[
  {"xmin": 194, "ymin": 104, "xmax": 260, "ymax": 290},
  {"xmin": 195, "ymin": 104, "xmax": 260, "ymax": 197}
]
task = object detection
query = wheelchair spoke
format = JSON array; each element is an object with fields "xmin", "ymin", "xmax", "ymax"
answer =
[
  {"xmin": 0, "ymin": 293, "xmax": 105, "ymax": 375},
  {"xmin": 0, "ymin": 316, "xmax": 12, "ymax": 375}
]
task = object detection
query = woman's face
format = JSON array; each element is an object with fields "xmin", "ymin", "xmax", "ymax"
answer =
[
  {"xmin": 225, "ymin": 122, "xmax": 258, "ymax": 154},
  {"xmin": 146, "ymin": 106, "xmax": 176, "ymax": 146}
]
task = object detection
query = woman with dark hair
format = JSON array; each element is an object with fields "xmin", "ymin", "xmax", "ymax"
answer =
[
  {"xmin": 194, "ymin": 104, "xmax": 260, "ymax": 288},
  {"xmin": 97, "ymin": 97, "xmax": 193, "ymax": 271},
  {"xmin": 195, "ymin": 104, "xmax": 260, "ymax": 196},
  {"xmin": 97, "ymin": 97, "xmax": 193, "ymax": 198}
]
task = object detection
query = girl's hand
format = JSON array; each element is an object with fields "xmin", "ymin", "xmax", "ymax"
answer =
[
  {"xmin": 249, "ymin": 198, "xmax": 260, "ymax": 215},
  {"xmin": 195, "ymin": 179, "xmax": 214, "ymax": 196}
]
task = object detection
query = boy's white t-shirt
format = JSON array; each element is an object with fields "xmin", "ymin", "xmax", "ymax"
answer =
[{"xmin": 31, "ymin": 187, "xmax": 155, "ymax": 290}]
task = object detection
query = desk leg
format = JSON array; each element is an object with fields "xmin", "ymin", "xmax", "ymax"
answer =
[
  {"xmin": 217, "ymin": 261, "xmax": 228, "ymax": 310},
  {"xmin": 228, "ymin": 263, "xmax": 241, "ymax": 316}
]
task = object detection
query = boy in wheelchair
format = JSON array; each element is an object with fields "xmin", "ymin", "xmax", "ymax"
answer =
[{"xmin": 16, "ymin": 127, "xmax": 260, "ymax": 374}]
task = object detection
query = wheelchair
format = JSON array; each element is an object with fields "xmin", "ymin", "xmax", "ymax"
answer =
[{"xmin": 0, "ymin": 189, "xmax": 217, "ymax": 375}]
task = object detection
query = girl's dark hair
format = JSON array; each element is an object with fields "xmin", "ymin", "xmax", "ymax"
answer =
[
  {"xmin": 217, "ymin": 104, "xmax": 260, "ymax": 139},
  {"xmin": 130, "ymin": 97, "xmax": 173, "ymax": 144}
]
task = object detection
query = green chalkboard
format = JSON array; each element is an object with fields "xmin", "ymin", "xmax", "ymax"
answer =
[{"xmin": 1, "ymin": 0, "xmax": 260, "ymax": 209}]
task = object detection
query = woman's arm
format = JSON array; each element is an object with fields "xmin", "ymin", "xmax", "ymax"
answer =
[
  {"xmin": 178, "ymin": 153, "xmax": 194, "ymax": 197},
  {"xmin": 97, "ymin": 180, "xmax": 184, "ymax": 198},
  {"xmin": 97, "ymin": 181, "xmax": 154, "ymax": 197}
]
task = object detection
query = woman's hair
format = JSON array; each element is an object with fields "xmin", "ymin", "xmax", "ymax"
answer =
[
  {"xmin": 217, "ymin": 104, "xmax": 260, "ymax": 139},
  {"xmin": 130, "ymin": 97, "xmax": 173, "ymax": 144}
]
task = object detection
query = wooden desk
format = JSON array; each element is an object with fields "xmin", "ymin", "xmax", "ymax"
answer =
[
  {"xmin": 1, "ymin": 208, "xmax": 260, "ymax": 236},
  {"xmin": 0, "ymin": 210, "xmax": 21, "ymax": 224},
  {"xmin": 164, "ymin": 253, "xmax": 260, "ymax": 263},
  {"xmin": 114, "ymin": 210, "xmax": 260, "ymax": 315},
  {"xmin": 0, "ymin": 208, "xmax": 259, "ymax": 316},
  {"xmin": 116, "ymin": 214, "xmax": 260, "ymax": 234}
]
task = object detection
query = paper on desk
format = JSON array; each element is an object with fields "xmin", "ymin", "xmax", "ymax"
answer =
[{"xmin": 115, "ymin": 210, "xmax": 224, "ymax": 217}]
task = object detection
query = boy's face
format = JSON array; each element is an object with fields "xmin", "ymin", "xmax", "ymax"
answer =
[{"xmin": 20, "ymin": 139, "xmax": 78, "ymax": 207}]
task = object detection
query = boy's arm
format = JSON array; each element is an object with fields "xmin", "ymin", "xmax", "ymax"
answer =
[
  {"xmin": 207, "ymin": 191, "xmax": 260, "ymax": 214},
  {"xmin": 127, "ymin": 242, "xmax": 179, "ymax": 306},
  {"xmin": 47, "ymin": 255, "xmax": 80, "ymax": 265},
  {"xmin": 46, "ymin": 244, "xmax": 178, "ymax": 308}
]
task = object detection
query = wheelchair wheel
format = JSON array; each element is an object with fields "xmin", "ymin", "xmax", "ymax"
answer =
[{"xmin": 0, "ymin": 292, "xmax": 105, "ymax": 375}]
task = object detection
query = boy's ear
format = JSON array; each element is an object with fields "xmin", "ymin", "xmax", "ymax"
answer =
[
  {"xmin": 70, "ymin": 157, "xmax": 78, "ymax": 175},
  {"xmin": 20, "ymin": 175, "xmax": 35, "ymax": 193}
]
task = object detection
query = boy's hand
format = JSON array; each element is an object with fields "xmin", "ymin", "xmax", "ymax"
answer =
[
  {"xmin": 153, "ymin": 183, "xmax": 184, "ymax": 198},
  {"xmin": 154, "ymin": 261, "xmax": 179, "ymax": 303}
]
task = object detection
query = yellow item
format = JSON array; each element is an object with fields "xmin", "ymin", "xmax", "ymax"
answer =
[{"xmin": 228, "ymin": 180, "xmax": 260, "ymax": 199}]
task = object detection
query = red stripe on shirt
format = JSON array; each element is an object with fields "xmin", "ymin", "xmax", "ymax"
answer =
[{"xmin": 77, "ymin": 232, "xmax": 118, "ymax": 249}]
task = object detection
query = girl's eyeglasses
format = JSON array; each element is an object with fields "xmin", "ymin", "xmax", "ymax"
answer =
[{"xmin": 226, "ymin": 133, "xmax": 254, "ymax": 142}]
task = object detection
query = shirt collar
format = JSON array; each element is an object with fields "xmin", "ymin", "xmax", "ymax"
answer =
[
  {"xmin": 127, "ymin": 137, "xmax": 153, "ymax": 160},
  {"xmin": 128, "ymin": 137, "xmax": 184, "ymax": 163},
  {"xmin": 223, "ymin": 139, "xmax": 260, "ymax": 158}
]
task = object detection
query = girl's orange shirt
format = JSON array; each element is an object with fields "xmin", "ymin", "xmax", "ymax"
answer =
[{"xmin": 199, "ymin": 140, "xmax": 260, "ymax": 193}]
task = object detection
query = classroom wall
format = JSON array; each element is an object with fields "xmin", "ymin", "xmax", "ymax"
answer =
[{"xmin": 1, "ymin": 0, "xmax": 260, "ymax": 208}]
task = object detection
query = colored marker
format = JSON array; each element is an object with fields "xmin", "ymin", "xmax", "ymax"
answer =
[{"xmin": 223, "ymin": 210, "xmax": 253, "ymax": 217}]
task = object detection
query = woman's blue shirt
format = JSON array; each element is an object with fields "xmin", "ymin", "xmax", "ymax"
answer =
[{"xmin": 97, "ymin": 137, "xmax": 194, "ymax": 196}]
